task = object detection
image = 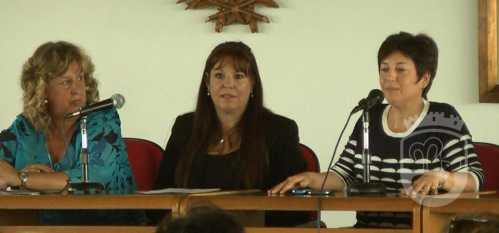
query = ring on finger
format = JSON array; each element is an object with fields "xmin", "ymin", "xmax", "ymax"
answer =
[{"xmin": 419, "ymin": 185, "xmax": 430, "ymax": 193}]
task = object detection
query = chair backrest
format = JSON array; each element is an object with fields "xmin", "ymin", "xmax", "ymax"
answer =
[
  {"xmin": 298, "ymin": 143, "xmax": 322, "ymax": 224},
  {"xmin": 124, "ymin": 137, "xmax": 164, "ymax": 191},
  {"xmin": 474, "ymin": 142, "xmax": 499, "ymax": 191},
  {"xmin": 299, "ymin": 143, "xmax": 320, "ymax": 172}
]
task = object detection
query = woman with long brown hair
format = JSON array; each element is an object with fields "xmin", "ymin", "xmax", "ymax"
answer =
[{"xmin": 155, "ymin": 41, "xmax": 308, "ymax": 226}]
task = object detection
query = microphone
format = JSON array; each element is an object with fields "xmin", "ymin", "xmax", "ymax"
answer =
[
  {"xmin": 351, "ymin": 89, "xmax": 384, "ymax": 114},
  {"xmin": 318, "ymin": 89, "xmax": 384, "ymax": 195},
  {"xmin": 65, "ymin": 94, "xmax": 125, "ymax": 118}
]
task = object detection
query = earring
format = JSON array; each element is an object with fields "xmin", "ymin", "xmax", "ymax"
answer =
[
  {"xmin": 250, "ymin": 91, "xmax": 254, "ymax": 98},
  {"xmin": 207, "ymin": 91, "xmax": 211, "ymax": 96},
  {"xmin": 43, "ymin": 99, "xmax": 48, "ymax": 104}
]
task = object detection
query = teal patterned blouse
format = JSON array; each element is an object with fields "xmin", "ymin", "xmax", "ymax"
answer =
[{"xmin": 0, "ymin": 108, "xmax": 143, "ymax": 224}]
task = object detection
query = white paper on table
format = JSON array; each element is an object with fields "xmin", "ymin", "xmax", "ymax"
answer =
[{"xmin": 138, "ymin": 188, "xmax": 221, "ymax": 195}]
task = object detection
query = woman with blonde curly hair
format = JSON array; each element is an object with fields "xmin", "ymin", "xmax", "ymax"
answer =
[{"xmin": 0, "ymin": 41, "xmax": 143, "ymax": 224}]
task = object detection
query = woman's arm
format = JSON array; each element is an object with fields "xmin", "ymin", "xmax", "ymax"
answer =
[
  {"xmin": 155, "ymin": 114, "xmax": 193, "ymax": 189},
  {"xmin": 269, "ymin": 171, "xmax": 345, "ymax": 194},
  {"xmin": 410, "ymin": 170, "xmax": 479, "ymax": 195},
  {"xmin": 0, "ymin": 160, "xmax": 68, "ymax": 191},
  {"xmin": 17, "ymin": 171, "xmax": 69, "ymax": 191},
  {"xmin": 409, "ymin": 105, "xmax": 483, "ymax": 195},
  {"xmin": 443, "ymin": 171, "xmax": 478, "ymax": 192},
  {"xmin": 0, "ymin": 160, "xmax": 19, "ymax": 189},
  {"xmin": 266, "ymin": 118, "xmax": 307, "ymax": 187}
]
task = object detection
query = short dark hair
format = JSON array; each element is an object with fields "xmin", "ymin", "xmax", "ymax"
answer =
[
  {"xmin": 156, "ymin": 205, "xmax": 245, "ymax": 233},
  {"xmin": 377, "ymin": 31, "xmax": 439, "ymax": 99}
]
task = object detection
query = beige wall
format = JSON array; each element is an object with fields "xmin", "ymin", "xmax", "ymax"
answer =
[{"xmin": 0, "ymin": 0, "xmax": 497, "ymax": 227}]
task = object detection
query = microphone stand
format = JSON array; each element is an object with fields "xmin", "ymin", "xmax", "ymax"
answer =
[
  {"xmin": 347, "ymin": 109, "xmax": 386, "ymax": 196},
  {"xmin": 68, "ymin": 116, "xmax": 104, "ymax": 194}
]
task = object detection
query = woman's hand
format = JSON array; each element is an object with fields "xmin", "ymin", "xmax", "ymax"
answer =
[
  {"xmin": 0, "ymin": 178, "xmax": 8, "ymax": 190},
  {"xmin": 269, "ymin": 172, "xmax": 323, "ymax": 195},
  {"xmin": 404, "ymin": 171, "xmax": 449, "ymax": 196},
  {"xmin": 0, "ymin": 161, "xmax": 21, "ymax": 188},
  {"xmin": 21, "ymin": 164, "xmax": 54, "ymax": 173}
]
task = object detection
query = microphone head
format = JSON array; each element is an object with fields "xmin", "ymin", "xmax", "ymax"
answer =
[
  {"xmin": 351, "ymin": 89, "xmax": 384, "ymax": 114},
  {"xmin": 367, "ymin": 89, "xmax": 384, "ymax": 106},
  {"xmin": 111, "ymin": 94, "xmax": 125, "ymax": 109},
  {"xmin": 368, "ymin": 89, "xmax": 384, "ymax": 100}
]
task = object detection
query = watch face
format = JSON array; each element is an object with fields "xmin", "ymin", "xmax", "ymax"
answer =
[{"xmin": 19, "ymin": 172, "xmax": 29, "ymax": 186}]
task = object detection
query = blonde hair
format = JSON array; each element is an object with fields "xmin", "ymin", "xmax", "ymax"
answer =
[{"xmin": 20, "ymin": 41, "xmax": 99, "ymax": 132}]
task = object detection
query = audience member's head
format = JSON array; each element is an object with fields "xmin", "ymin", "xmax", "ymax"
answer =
[{"xmin": 156, "ymin": 205, "xmax": 245, "ymax": 233}]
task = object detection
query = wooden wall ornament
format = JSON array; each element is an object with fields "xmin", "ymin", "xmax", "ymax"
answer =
[
  {"xmin": 478, "ymin": 0, "xmax": 499, "ymax": 103},
  {"xmin": 177, "ymin": 0, "xmax": 279, "ymax": 33}
]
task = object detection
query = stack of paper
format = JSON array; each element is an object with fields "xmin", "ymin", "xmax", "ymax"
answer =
[{"xmin": 138, "ymin": 188, "xmax": 221, "ymax": 195}]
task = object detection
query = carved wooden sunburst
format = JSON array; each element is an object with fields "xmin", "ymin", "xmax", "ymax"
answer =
[{"xmin": 177, "ymin": 0, "xmax": 279, "ymax": 33}]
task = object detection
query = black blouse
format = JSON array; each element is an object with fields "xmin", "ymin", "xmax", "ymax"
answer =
[
  {"xmin": 203, "ymin": 151, "xmax": 240, "ymax": 189},
  {"xmin": 155, "ymin": 111, "xmax": 309, "ymax": 226}
]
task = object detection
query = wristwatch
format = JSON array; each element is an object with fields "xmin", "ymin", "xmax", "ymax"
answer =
[{"xmin": 18, "ymin": 171, "xmax": 29, "ymax": 189}]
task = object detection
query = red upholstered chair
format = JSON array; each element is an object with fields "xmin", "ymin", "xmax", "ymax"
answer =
[
  {"xmin": 299, "ymin": 143, "xmax": 320, "ymax": 173},
  {"xmin": 124, "ymin": 137, "xmax": 164, "ymax": 191},
  {"xmin": 298, "ymin": 143, "xmax": 323, "ymax": 225},
  {"xmin": 474, "ymin": 142, "xmax": 499, "ymax": 191}
]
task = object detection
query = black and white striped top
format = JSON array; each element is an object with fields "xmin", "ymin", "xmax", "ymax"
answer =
[{"xmin": 331, "ymin": 100, "xmax": 484, "ymax": 228}]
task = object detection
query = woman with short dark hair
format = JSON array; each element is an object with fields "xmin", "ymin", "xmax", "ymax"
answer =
[{"xmin": 272, "ymin": 32, "xmax": 484, "ymax": 228}]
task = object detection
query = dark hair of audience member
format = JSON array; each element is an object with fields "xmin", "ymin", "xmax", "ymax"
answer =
[{"xmin": 156, "ymin": 205, "xmax": 245, "ymax": 233}]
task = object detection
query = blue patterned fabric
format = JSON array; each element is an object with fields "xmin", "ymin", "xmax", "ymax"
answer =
[{"xmin": 0, "ymin": 108, "xmax": 144, "ymax": 224}]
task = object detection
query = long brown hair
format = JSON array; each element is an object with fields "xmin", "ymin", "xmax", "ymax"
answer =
[{"xmin": 175, "ymin": 41, "xmax": 269, "ymax": 188}]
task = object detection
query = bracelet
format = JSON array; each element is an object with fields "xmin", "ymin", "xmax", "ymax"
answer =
[
  {"xmin": 18, "ymin": 171, "xmax": 29, "ymax": 189},
  {"xmin": 438, "ymin": 171, "xmax": 450, "ymax": 189}
]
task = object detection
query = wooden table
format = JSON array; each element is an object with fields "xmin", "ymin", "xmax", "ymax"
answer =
[
  {"xmin": 421, "ymin": 191, "xmax": 499, "ymax": 233},
  {"xmin": 4, "ymin": 191, "xmax": 499, "ymax": 233},
  {"xmin": 0, "ymin": 194, "xmax": 182, "ymax": 210},
  {"xmin": 0, "ymin": 192, "xmax": 422, "ymax": 233},
  {"xmin": 0, "ymin": 194, "xmax": 183, "ymax": 233},
  {"xmin": 180, "ymin": 192, "xmax": 421, "ymax": 233}
]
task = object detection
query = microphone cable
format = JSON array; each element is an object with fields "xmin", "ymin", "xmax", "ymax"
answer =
[
  {"xmin": 316, "ymin": 111, "xmax": 355, "ymax": 232},
  {"xmin": 319, "ymin": 111, "xmax": 354, "ymax": 193},
  {"xmin": 315, "ymin": 89, "xmax": 384, "ymax": 231}
]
